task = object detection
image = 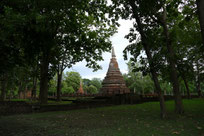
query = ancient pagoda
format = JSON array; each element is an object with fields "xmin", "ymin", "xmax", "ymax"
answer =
[
  {"xmin": 77, "ymin": 81, "xmax": 84, "ymax": 94},
  {"xmin": 101, "ymin": 47, "xmax": 130, "ymax": 95}
]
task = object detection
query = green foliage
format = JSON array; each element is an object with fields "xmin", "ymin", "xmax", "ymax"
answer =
[
  {"xmin": 160, "ymin": 81, "xmax": 172, "ymax": 95},
  {"xmin": 90, "ymin": 78, "xmax": 102, "ymax": 92},
  {"xmin": 62, "ymin": 86, "xmax": 75, "ymax": 94},
  {"xmin": 65, "ymin": 72, "xmax": 81, "ymax": 92},
  {"xmin": 123, "ymin": 61, "xmax": 155, "ymax": 94},
  {"xmin": 0, "ymin": 0, "xmax": 119, "ymax": 103},
  {"xmin": 0, "ymin": 0, "xmax": 117, "ymax": 71},
  {"xmin": 114, "ymin": 0, "xmax": 204, "ymax": 97},
  {"xmin": 48, "ymin": 77, "xmax": 57, "ymax": 95},
  {"xmin": 0, "ymin": 5, "xmax": 25, "ymax": 74},
  {"xmin": 87, "ymin": 85, "xmax": 98, "ymax": 94},
  {"xmin": 49, "ymin": 72, "xmax": 82, "ymax": 94},
  {"xmin": 82, "ymin": 78, "xmax": 102, "ymax": 94},
  {"xmin": 83, "ymin": 78, "xmax": 91, "ymax": 86},
  {"xmin": 82, "ymin": 85, "xmax": 89, "ymax": 94},
  {"xmin": 1, "ymin": 0, "xmax": 204, "ymax": 102}
]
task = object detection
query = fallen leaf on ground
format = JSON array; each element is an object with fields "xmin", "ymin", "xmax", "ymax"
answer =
[
  {"xmin": 172, "ymin": 131, "xmax": 180, "ymax": 135},
  {"xmin": 197, "ymin": 126, "xmax": 202, "ymax": 130}
]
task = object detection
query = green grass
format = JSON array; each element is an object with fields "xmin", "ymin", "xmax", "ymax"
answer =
[
  {"xmin": 43, "ymin": 100, "xmax": 72, "ymax": 105},
  {"xmin": 0, "ymin": 99, "xmax": 204, "ymax": 136},
  {"xmin": 8, "ymin": 99, "xmax": 72, "ymax": 105},
  {"xmin": 9, "ymin": 99, "xmax": 30, "ymax": 102}
]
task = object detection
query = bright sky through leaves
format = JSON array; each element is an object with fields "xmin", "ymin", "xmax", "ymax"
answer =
[{"xmin": 66, "ymin": 19, "xmax": 133, "ymax": 79}]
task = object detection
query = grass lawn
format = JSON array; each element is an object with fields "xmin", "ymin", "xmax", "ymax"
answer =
[
  {"xmin": 9, "ymin": 99, "xmax": 72, "ymax": 105},
  {"xmin": 0, "ymin": 99, "xmax": 204, "ymax": 136}
]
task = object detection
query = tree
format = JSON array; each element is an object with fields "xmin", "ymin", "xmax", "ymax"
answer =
[
  {"xmin": 122, "ymin": 0, "xmax": 204, "ymax": 113},
  {"xmin": 123, "ymin": 62, "xmax": 155, "ymax": 94},
  {"xmin": 160, "ymin": 81, "xmax": 172, "ymax": 95},
  {"xmin": 83, "ymin": 78, "xmax": 91, "ymax": 86},
  {"xmin": 63, "ymin": 86, "xmax": 75, "ymax": 94},
  {"xmin": 125, "ymin": 0, "xmax": 185, "ymax": 114},
  {"xmin": 0, "ymin": 73, "xmax": 8, "ymax": 101},
  {"xmin": 87, "ymin": 85, "xmax": 98, "ymax": 94},
  {"xmin": 65, "ymin": 72, "xmax": 81, "ymax": 92},
  {"xmin": 1, "ymin": 0, "xmax": 118, "ymax": 104},
  {"xmin": 49, "ymin": 73, "xmax": 75, "ymax": 96},
  {"xmin": 83, "ymin": 85, "xmax": 89, "ymax": 94},
  {"xmin": 196, "ymin": 0, "xmax": 204, "ymax": 47},
  {"xmin": 48, "ymin": 78, "xmax": 57, "ymax": 97},
  {"xmin": 82, "ymin": 78, "xmax": 91, "ymax": 94},
  {"xmin": 195, "ymin": 59, "xmax": 204, "ymax": 97},
  {"xmin": 30, "ymin": 60, "xmax": 39, "ymax": 100},
  {"xmin": 170, "ymin": 0, "xmax": 203, "ymax": 98},
  {"xmin": 156, "ymin": 2, "xmax": 184, "ymax": 114},
  {"xmin": 113, "ymin": 0, "xmax": 167, "ymax": 118},
  {"xmin": 90, "ymin": 78, "xmax": 102, "ymax": 92},
  {"xmin": 0, "ymin": 4, "xmax": 27, "ymax": 101},
  {"xmin": 55, "ymin": 47, "xmax": 76, "ymax": 101},
  {"xmin": 36, "ymin": 0, "xmax": 117, "ymax": 103}
]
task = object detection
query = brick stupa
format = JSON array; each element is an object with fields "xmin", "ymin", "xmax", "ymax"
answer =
[
  {"xmin": 77, "ymin": 81, "xmax": 84, "ymax": 94},
  {"xmin": 101, "ymin": 47, "xmax": 130, "ymax": 95}
]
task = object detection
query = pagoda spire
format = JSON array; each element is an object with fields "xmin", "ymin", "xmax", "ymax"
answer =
[
  {"xmin": 77, "ymin": 80, "xmax": 84, "ymax": 94},
  {"xmin": 101, "ymin": 46, "xmax": 130, "ymax": 95},
  {"xmin": 112, "ymin": 47, "xmax": 116, "ymax": 58}
]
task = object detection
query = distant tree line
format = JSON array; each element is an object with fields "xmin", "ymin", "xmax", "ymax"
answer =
[
  {"xmin": 123, "ymin": 62, "xmax": 204, "ymax": 96},
  {"xmin": 49, "ymin": 72, "xmax": 102, "ymax": 96}
]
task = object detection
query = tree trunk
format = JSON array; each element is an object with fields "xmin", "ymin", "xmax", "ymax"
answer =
[
  {"xmin": 196, "ymin": 66, "xmax": 202, "ymax": 97},
  {"xmin": 196, "ymin": 61, "xmax": 202, "ymax": 97},
  {"xmin": 0, "ymin": 74, "xmax": 7, "ymax": 101},
  {"xmin": 18, "ymin": 82, "xmax": 22, "ymax": 99},
  {"xmin": 128, "ymin": 0, "xmax": 167, "ymax": 118},
  {"xmin": 196, "ymin": 0, "xmax": 204, "ymax": 46},
  {"xmin": 31, "ymin": 76, "xmax": 37, "ymax": 100},
  {"xmin": 23, "ymin": 87, "xmax": 26, "ymax": 99},
  {"xmin": 196, "ymin": 79, "xmax": 202, "ymax": 97},
  {"xmin": 56, "ymin": 70, "xmax": 62, "ymax": 101},
  {"xmin": 39, "ymin": 53, "xmax": 49, "ymax": 104},
  {"xmin": 182, "ymin": 75, "xmax": 191, "ymax": 99},
  {"xmin": 161, "ymin": 8, "xmax": 184, "ymax": 114},
  {"xmin": 151, "ymin": 71, "xmax": 167, "ymax": 118},
  {"xmin": 32, "ymin": 61, "xmax": 39, "ymax": 100},
  {"xmin": 196, "ymin": 80, "xmax": 202, "ymax": 97}
]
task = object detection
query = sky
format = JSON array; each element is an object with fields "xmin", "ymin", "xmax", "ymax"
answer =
[{"xmin": 66, "ymin": 19, "xmax": 133, "ymax": 80}]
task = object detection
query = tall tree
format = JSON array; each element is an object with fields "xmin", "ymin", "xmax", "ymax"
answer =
[
  {"xmin": 158, "ymin": 4, "xmax": 184, "ymax": 114},
  {"xmin": 90, "ymin": 78, "xmax": 102, "ymax": 92},
  {"xmin": 126, "ymin": 0, "xmax": 184, "ymax": 114},
  {"xmin": 65, "ymin": 72, "xmax": 81, "ymax": 92},
  {"xmin": 123, "ymin": 62, "xmax": 155, "ymax": 94},
  {"xmin": 0, "ymin": 73, "xmax": 8, "ymax": 101},
  {"xmin": 87, "ymin": 85, "xmax": 98, "ymax": 94},
  {"xmin": 0, "ymin": 4, "xmax": 26, "ymax": 100},
  {"xmin": 130, "ymin": 0, "xmax": 167, "ymax": 118},
  {"xmin": 112, "ymin": 0, "xmax": 167, "ymax": 118},
  {"xmin": 196, "ymin": 0, "xmax": 204, "ymax": 47},
  {"xmin": 55, "ymin": 47, "xmax": 79, "ymax": 101},
  {"xmin": 1, "ymin": 0, "xmax": 118, "ymax": 104},
  {"xmin": 173, "ymin": 0, "xmax": 203, "ymax": 98}
]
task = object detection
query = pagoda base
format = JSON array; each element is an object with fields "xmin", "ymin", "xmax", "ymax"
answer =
[{"xmin": 101, "ymin": 87, "xmax": 130, "ymax": 95}]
